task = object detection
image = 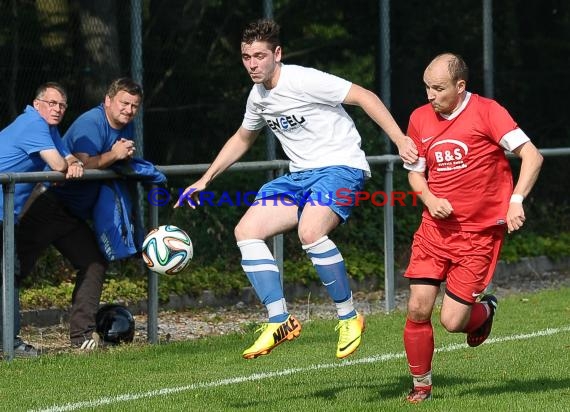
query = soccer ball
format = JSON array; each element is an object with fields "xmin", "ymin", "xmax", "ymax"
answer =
[{"xmin": 142, "ymin": 225, "xmax": 193, "ymax": 275}]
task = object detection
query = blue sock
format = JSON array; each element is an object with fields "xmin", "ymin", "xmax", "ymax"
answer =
[
  {"xmin": 238, "ymin": 239, "xmax": 288, "ymax": 323},
  {"xmin": 303, "ymin": 236, "xmax": 356, "ymax": 319}
]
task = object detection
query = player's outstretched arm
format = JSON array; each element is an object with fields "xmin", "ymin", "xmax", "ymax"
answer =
[
  {"xmin": 343, "ymin": 84, "xmax": 418, "ymax": 164},
  {"xmin": 175, "ymin": 126, "xmax": 260, "ymax": 209}
]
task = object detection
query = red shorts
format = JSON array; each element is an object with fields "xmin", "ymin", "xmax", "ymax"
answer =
[{"xmin": 404, "ymin": 221, "xmax": 505, "ymax": 303}]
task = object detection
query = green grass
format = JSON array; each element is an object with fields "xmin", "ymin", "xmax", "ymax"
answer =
[{"xmin": 2, "ymin": 287, "xmax": 569, "ymax": 411}]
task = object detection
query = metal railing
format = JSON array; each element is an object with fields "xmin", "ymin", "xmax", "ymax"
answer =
[{"xmin": 2, "ymin": 147, "xmax": 569, "ymax": 360}]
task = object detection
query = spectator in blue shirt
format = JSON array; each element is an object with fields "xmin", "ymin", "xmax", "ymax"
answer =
[
  {"xmin": 0, "ymin": 82, "xmax": 83, "ymax": 357},
  {"xmin": 17, "ymin": 78, "xmax": 142, "ymax": 350}
]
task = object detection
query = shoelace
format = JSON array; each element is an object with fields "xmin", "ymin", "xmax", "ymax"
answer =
[
  {"xmin": 335, "ymin": 319, "xmax": 351, "ymax": 342},
  {"xmin": 254, "ymin": 324, "xmax": 269, "ymax": 334}
]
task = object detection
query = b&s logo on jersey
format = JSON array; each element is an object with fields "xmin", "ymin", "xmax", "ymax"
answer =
[
  {"xmin": 266, "ymin": 114, "xmax": 306, "ymax": 132},
  {"xmin": 430, "ymin": 139, "xmax": 468, "ymax": 172}
]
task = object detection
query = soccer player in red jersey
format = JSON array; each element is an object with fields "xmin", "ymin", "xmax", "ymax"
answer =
[{"xmin": 402, "ymin": 53, "xmax": 543, "ymax": 402}]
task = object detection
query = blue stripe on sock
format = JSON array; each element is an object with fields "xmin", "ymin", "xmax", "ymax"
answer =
[
  {"xmin": 307, "ymin": 248, "xmax": 340, "ymax": 259},
  {"xmin": 241, "ymin": 258, "xmax": 280, "ymax": 266}
]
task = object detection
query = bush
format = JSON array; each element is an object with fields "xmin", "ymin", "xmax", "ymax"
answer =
[
  {"xmin": 500, "ymin": 232, "xmax": 570, "ymax": 263},
  {"xmin": 18, "ymin": 167, "xmax": 570, "ymax": 309},
  {"xmin": 19, "ymin": 231, "xmax": 569, "ymax": 310}
]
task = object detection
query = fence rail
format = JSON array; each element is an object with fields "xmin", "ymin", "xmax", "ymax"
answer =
[{"xmin": 2, "ymin": 147, "xmax": 569, "ymax": 360}]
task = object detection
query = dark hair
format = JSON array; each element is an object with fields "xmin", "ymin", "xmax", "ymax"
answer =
[
  {"xmin": 106, "ymin": 77, "xmax": 144, "ymax": 100},
  {"xmin": 35, "ymin": 82, "xmax": 67, "ymax": 100},
  {"xmin": 241, "ymin": 19, "xmax": 281, "ymax": 52}
]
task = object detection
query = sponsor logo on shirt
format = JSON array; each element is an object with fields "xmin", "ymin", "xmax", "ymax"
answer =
[
  {"xmin": 266, "ymin": 115, "xmax": 306, "ymax": 132},
  {"xmin": 429, "ymin": 139, "xmax": 469, "ymax": 172}
]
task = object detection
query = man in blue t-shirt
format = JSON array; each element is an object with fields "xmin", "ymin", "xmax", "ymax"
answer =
[
  {"xmin": 0, "ymin": 82, "xmax": 84, "ymax": 357},
  {"xmin": 17, "ymin": 78, "xmax": 143, "ymax": 349}
]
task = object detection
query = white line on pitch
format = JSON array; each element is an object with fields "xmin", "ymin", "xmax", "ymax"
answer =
[{"xmin": 30, "ymin": 325, "xmax": 570, "ymax": 412}]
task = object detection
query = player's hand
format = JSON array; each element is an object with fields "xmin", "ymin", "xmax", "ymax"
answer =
[
  {"xmin": 174, "ymin": 181, "xmax": 205, "ymax": 209},
  {"xmin": 397, "ymin": 136, "xmax": 419, "ymax": 165},
  {"xmin": 506, "ymin": 202, "xmax": 526, "ymax": 233},
  {"xmin": 425, "ymin": 196, "xmax": 453, "ymax": 219}
]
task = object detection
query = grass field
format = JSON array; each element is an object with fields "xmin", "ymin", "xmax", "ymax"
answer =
[{"xmin": 1, "ymin": 287, "xmax": 569, "ymax": 412}]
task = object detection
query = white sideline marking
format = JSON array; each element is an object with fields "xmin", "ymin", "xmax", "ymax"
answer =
[{"xmin": 31, "ymin": 325, "xmax": 570, "ymax": 412}]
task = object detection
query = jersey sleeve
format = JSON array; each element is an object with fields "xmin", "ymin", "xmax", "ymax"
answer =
[
  {"xmin": 499, "ymin": 128, "xmax": 530, "ymax": 152},
  {"xmin": 21, "ymin": 118, "xmax": 58, "ymax": 155},
  {"xmin": 406, "ymin": 115, "xmax": 422, "ymax": 148},
  {"xmin": 403, "ymin": 109, "xmax": 427, "ymax": 172},
  {"xmin": 484, "ymin": 100, "xmax": 519, "ymax": 144}
]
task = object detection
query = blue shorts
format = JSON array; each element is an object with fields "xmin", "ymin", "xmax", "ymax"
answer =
[{"xmin": 254, "ymin": 166, "xmax": 367, "ymax": 222}]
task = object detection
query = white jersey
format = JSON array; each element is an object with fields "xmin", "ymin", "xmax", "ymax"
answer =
[{"xmin": 242, "ymin": 64, "xmax": 371, "ymax": 175}]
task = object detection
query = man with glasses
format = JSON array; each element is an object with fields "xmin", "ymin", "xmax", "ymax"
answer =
[
  {"xmin": 0, "ymin": 82, "xmax": 84, "ymax": 357},
  {"xmin": 35, "ymin": 98, "xmax": 69, "ymax": 111},
  {"xmin": 17, "ymin": 78, "xmax": 142, "ymax": 350}
]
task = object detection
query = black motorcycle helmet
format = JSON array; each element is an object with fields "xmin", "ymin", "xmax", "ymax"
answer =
[{"xmin": 95, "ymin": 304, "xmax": 135, "ymax": 344}]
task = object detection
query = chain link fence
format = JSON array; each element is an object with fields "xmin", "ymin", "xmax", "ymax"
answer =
[{"xmin": 1, "ymin": 0, "xmax": 568, "ymax": 262}]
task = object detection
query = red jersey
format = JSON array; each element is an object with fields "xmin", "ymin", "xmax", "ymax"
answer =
[{"xmin": 407, "ymin": 93, "xmax": 516, "ymax": 231}]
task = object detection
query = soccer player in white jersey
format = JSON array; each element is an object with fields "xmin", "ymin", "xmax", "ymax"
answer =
[
  {"xmin": 402, "ymin": 53, "xmax": 543, "ymax": 402},
  {"xmin": 176, "ymin": 19, "xmax": 417, "ymax": 360}
]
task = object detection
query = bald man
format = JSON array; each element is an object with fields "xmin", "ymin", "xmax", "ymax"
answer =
[{"xmin": 401, "ymin": 53, "xmax": 543, "ymax": 402}]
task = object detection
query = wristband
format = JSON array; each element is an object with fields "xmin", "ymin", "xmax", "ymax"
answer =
[
  {"xmin": 71, "ymin": 160, "xmax": 84, "ymax": 167},
  {"xmin": 510, "ymin": 194, "xmax": 524, "ymax": 204}
]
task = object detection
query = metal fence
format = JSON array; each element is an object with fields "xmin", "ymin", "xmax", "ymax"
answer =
[{"xmin": 2, "ymin": 147, "xmax": 570, "ymax": 360}]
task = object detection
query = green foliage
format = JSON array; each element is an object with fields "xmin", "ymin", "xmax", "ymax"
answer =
[
  {"xmin": 157, "ymin": 263, "xmax": 248, "ymax": 299},
  {"xmin": 344, "ymin": 248, "xmax": 385, "ymax": 281},
  {"xmin": 500, "ymin": 232, "xmax": 570, "ymax": 263},
  {"xmin": 20, "ymin": 282, "xmax": 75, "ymax": 310},
  {"xmin": 100, "ymin": 278, "xmax": 147, "ymax": 306},
  {"xmin": 19, "ymin": 230, "xmax": 569, "ymax": 310}
]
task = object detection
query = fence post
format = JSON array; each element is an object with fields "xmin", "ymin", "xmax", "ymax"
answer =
[
  {"xmin": 383, "ymin": 161, "xmax": 395, "ymax": 312},
  {"xmin": 273, "ymin": 166, "xmax": 285, "ymax": 285},
  {"xmin": 1, "ymin": 182, "xmax": 16, "ymax": 361},
  {"xmin": 147, "ymin": 185, "xmax": 159, "ymax": 344}
]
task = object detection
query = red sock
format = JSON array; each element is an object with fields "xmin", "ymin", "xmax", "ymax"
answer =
[
  {"xmin": 403, "ymin": 318, "xmax": 434, "ymax": 376},
  {"xmin": 463, "ymin": 302, "xmax": 489, "ymax": 333}
]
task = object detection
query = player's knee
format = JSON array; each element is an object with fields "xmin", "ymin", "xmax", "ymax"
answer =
[
  {"xmin": 234, "ymin": 220, "xmax": 254, "ymax": 242},
  {"xmin": 297, "ymin": 227, "xmax": 323, "ymax": 245},
  {"xmin": 234, "ymin": 223, "xmax": 245, "ymax": 242},
  {"xmin": 440, "ymin": 314, "xmax": 465, "ymax": 333},
  {"xmin": 406, "ymin": 301, "xmax": 432, "ymax": 322}
]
